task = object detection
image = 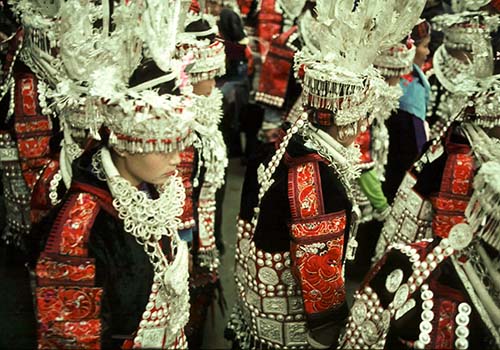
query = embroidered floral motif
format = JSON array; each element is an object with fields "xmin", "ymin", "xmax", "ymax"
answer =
[
  {"xmin": 292, "ymin": 237, "xmax": 346, "ymax": 314},
  {"xmin": 290, "ymin": 213, "xmax": 346, "ymax": 240},
  {"xmin": 36, "ymin": 256, "xmax": 95, "ymax": 284},
  {"xmin": 294, "ymin": 162, "xmax": 322, "ymax": 218},
  {"xmin": 59, "ymin": 193, "xmax": 99, "ymax": 256},
  {"xmin": 36, "ymin": 287, "xmax": 102, "ymax": 323}
]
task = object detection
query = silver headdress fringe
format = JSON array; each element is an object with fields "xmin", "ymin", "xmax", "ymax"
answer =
[{"xmin": 465, "ymin": 160, "xmax": 500, "ymax": 250}]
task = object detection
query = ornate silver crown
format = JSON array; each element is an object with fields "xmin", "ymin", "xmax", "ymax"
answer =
[
  {"xmin": 433, "ymin": 11, "xmax": 500, "ymax": 51},
  {"xmin": 472, "ymin": 75, "xmax": 500, "ymax": 127},
  {"xmin": 50, "ymin": 0, "xmax": 196, "ymax": 154},
  {"xmin": 176, "ymin": 11, "xmax": 226, "ymax": 84},
  {"xmin": 295, "ymin": 0, "xmax": 426, "ymax": 126},
  {"xmin": 374, "ymin": 43, "xmax": 416, "ymax": 78}
]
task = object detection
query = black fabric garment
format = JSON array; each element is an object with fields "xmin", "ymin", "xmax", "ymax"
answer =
[
  {"xmin": 237, "ymin": 130, "xmax": 352, "ymax": 334},
  {"xmin": 30, "ymin": 148, "xmax": 167, "ymax": 349},
  {"xmin": 426, "ymin": 74, "xmax": 446, "ymax": 129},
  {"xmin": 383, "ymin": 109, "xmax": 424, "ymax": 204},
  {"xmin": 218, "ymin": 8, "xmax": 246, "ymax": 43}
]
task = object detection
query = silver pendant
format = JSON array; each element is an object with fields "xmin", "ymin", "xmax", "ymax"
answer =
[
  {"xmin": 448, "ymin": 223, "xmax": 473, "ymax": 251},
  {"xmin": 351, "ymin": 301, "xmax": 368, "ymax": 326},
  {"xmin": 392, "ymin": 284, "xmax": 410, "ymax": 310},
  {"xmin": 395, "ymin": 298, "xmax": 416, "ymax": 320},
  {"xmin": 385, "ymin": 269, "xmax": 404, "ymax": 293}
]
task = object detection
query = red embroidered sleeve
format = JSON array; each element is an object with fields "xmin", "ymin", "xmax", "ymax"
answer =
[
  {"xmin": 288, "ymin": 162, "xmax": 348, "ymax": 320},
  {"xmin": 35, "ymin": 192, "xmax": 103, "ymax": 350},
  {"xmin": 430, "ymin": 150, "xmax": 475, "ymax": 239}
]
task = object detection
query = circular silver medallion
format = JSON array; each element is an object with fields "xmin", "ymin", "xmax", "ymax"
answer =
[
  {"xmin": 448, "ymin": 223, "xmax": 473, "ymax": 251},
  {"xmin": 351, "ymin": 301, "xmax": 368, "ymax": 326},
  {"xmin": 392, "ymin": 284, "xmax": 410, "ymax": 310},
  {"xmin": 385, "ymin": 269, "xmax": 404, "ymax": 293},
  {"xmin": 239, "ymin": 238, "xmax": 251, "ymax": 256},
  {"xmin": 258, "ymin": 266, "xmax": 279, "ymax": 285},
  {"xmin": 380, "ymin": 310, "xmax": 391, "ymax": 332},
  {"xmin": 280, "ymin": 269, "xmax": 295, "ymax": 286},
  {"xmin": 360, "ymin": 320, "xmax": 379, "ymax": 345}
]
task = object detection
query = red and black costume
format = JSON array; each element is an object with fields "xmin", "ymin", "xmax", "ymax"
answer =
[
  {"xmin": 226, "ymin": 130, "xmax": 352, "ymax": 349},
  {"xmin": 376, "ymin": 123, "xmax": 476, "ymax": 260},
  {"xmin": 30, "ymin": 149, "xmax": 179, "ymax": 349}
]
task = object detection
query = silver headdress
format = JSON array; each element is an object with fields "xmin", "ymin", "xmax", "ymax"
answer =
[
  {"xmin": 470, "ymin": 74, "xmax": 500, "ymax": 128},
  {"xmin": 450, "ymin": 0, "xmax": 492, "ymax": 12},
  {"xmin": 374, "ymin": 42, "xmax": 416, "ymax": 78},
  {"xmin": 295, "ymin": 0, "xmax": 426, "ymax": 127},
  {"xmin": 433, "ymin": 11, "xmax": 500, "ymax": 52},
  {"xmin": 432, "ymin": 11, "xmax": 500, "ymax": 94},
  {"xmin": 176, "ymin": 9, "xmax": 226, "ymax": 84},
  {"xmin": 83, "ymin": 0, "xmax": 195, "ymax": 154}
]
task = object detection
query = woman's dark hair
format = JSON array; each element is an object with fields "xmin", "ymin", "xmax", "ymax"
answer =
[
  {"xmin": 185, "ymin": 18, "xmax": 216, "ymax": 43},
  {"xmin": 411, "ymin": 20, "xmax": 432, "ymax": 44},
  {"xmin": 128, "ymin": 59, "xmax": 179, "ymax": 96}
]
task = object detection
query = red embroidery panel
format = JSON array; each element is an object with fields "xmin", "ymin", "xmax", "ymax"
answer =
[
  {"xmin": 13, "ymin": 73, "xmax": 53, "ymax": 197},
  {"xmin": 291, "ymin": 237, "xmax": 346, "ymax": 314},
  {"xmin": 58, "ymin": 194, "xmax": 100, "ymax": 256},
  {"xmin": 290, "ymin": 213, "xmax": 346, "ymax": 242},
  {"xmin": 440, "ymin": 153, "xmax": 475, "ymax": 196},
  {"xmin": 288, "ymin": 161, "xmax": 346, "ymax": 317},
  {"xmin": 431, "ymin": 196, "xmax": 469, "ymax": 212},
  {"xmin": 37, "ymin": 255, "xmax": 96, "ymax": 286},
  {"xmin": 289, "ymin": 162, "xmax": 324, "ymax": 219},
  {"xmin": 18, "ymin": 77, "xmax": 38, "ymax": 116},
  {"xmin": 431, "ymin": 150, "xmax": 475, "ymax": 238},
  {"xmin": 36, "ymin": 192, "xmax": 103, "ymax": 349}
]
